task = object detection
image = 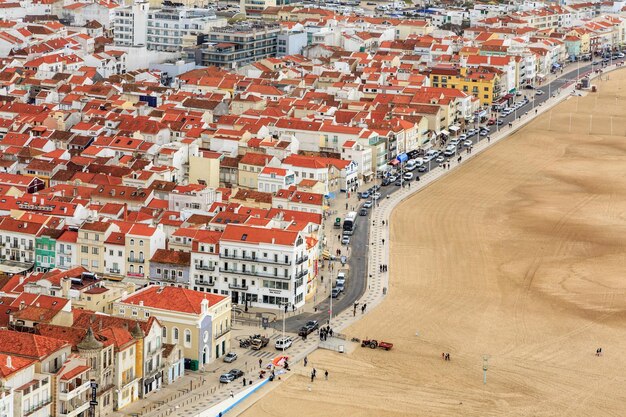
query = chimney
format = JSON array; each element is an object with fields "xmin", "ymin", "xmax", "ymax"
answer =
[
  {"xmin": 6, "ymin": 356, "xmax": 12, "ymax": 369},
  {"xmin": 19, "ymin": 301, "xmax": 25, "ymax": 310},
  {"xmin": 40, "ymin": 198, "xmax": 44, "ymax": 205}
]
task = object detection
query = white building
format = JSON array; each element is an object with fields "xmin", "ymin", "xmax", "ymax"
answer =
[
  {"xmin": 218, "ymin": 224, "xmax": 308, "ymax": 310},
  {"xmin": 257, "ymin": 167, "xmax": 295, "ymax": 194}
]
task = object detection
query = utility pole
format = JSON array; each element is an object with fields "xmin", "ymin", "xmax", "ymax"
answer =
[{"xmin": 329, "ymin": 286, "xmax": 332, "ymax": 326}]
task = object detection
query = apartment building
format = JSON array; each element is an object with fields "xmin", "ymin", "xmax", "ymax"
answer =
[
  {"xmin": 0, "ymin": 330, "xmax": 71, "ymax": 417},
  {"xmin": 113, "ymin": 1, "xmax": 226, "ymax": 52},
  {"xmin": 125, "ymin": 224, "xmax": 166, "ymax": 281},
  {"xmin": 35, "ymin": 228, "xmax": 64, "ymax": 273},
  {"xmin": 0, "ymin": 354, "xmax": 51, "ymax": 417},
  {"xmin": 78, "ymin": 221, "xmax": 120, "ymax": 275},
  {"xmin": 190, "ymin": 230, "xmax": 222, "ymax": 294},
  {"xmin": 114, "ymin": 286, "xmax": 231, "ymax": 368},
  {"xmin": 193, "ymin": 22, "xmax": 281, "ymax": 69},
  {"xmin": 0, "ymin": 218, "xmax": 44, "ymax": 273},
  {"xmin": 218, "ymin": 224, "xmax": 308, "ymax": 309}
]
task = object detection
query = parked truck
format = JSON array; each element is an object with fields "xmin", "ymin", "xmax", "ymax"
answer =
[{"xmin": 250, "ymin": 335, "xmax": 270, "ymax": 350}]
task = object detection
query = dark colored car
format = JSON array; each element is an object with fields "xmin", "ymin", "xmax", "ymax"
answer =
[
  {"xmin": 359, "ymin": 208, "xmax": 368, "ymax": 216},
  {"xmin": 298, "ymin": 320, "xmax": 319, "ymax": 336}
]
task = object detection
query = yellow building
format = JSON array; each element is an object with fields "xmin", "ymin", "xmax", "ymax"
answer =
[
  {"xmin": 78, "ymin": 221, "xmax": 119, "ymax": 275},
  {"xmin": 189, "ymin": 150, "xmax": 222, "ymax": 188},
  {"xmin": 114, "ymin": 286, "xmax": 232, "ymax": 366},
  {"xmin": 396, "ymin": 20, "xmax": 434, "ymax": 40},
  {"xmin": 237, "ymin": 152, "xmax": 278, "ymax": 190},
  {"xmin": 429, "ymin": 66, "xmax": 501, "ymax": 106}
]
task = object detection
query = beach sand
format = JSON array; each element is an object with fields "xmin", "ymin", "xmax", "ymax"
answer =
[{"xmin": 240, "ymin": 70, "xmax": 626, "ymax": 417}]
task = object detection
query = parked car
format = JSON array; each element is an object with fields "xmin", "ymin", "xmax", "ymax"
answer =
[
  {"xmin": 372, "ymin": 192, "xmax": 381, "ymax": 200},
  {"xmin": 341, "ymin": 235, "xmax": 350, "ymax": 245},
  {"xmin": 443, "ymin": 144, "xmax": 456, "ymax": 156},
  {"xmin": 275, "ymin": 337, "xmax": 293, "ymax": 350},
  {"xmin": 458, "ymin": 134, "xmax": 467, "ymax": 141},
  {"xmin": 435, "ymin": 156, "xmax": 445, "ymax": 164},
  {"xmin": 395, "ymin": 179, "xmax": 403, "ymax": 186},
  {"xmin": 487, "ymin": 118, "xmax": 496, "ymax": 126},
  {"xmin": 336, "ymin": 281, "xmax": 345, "ymax": 292},
  {"xmin": 223, "ymin": 352, "xmax": 238, "ymax": 363},
  {"xmin": 220, "ymin": 369, "xmax": 243, "ymax": 383},
  {"xmin": 496, "ymin": 119, "xmax": 504, "ymax": 125},
  {"xmin": 450, "ymin": 139, "xmax": 460, "ymax": 146},
  {"xmin": 331, "ymin": 287, "xmax": 341, "ymax": 298},
  {"xmin": 360, "ymin": 191, "xmax": 371, "ymax": 199},
  {"xmin": 417, "ymin": 165, "xmax": 427, "ymax": 172},
  {"xmin": 363, "ymin": 200, "xmax": 373, "ymax": 209},
  {"xmin": 336, "ymin": 272, "xmax": 346, "ymax": 285},
  {"xmin": 463, "ymin": 139, "xmax": 473, "ymax": 147},
  {"xmin": 479, "ymin": 128, "xmax": 490, "ymax": 136},
  {"xmin": 381, "ymin": 178, "xmax": 392, "ymax": 186},
  {"xmin": 359, "ymin": 208, "xmax": 368, "ymax": 216},
  {"xmin": 466, "ymin": 129, "xmax": 477, "ymax": 137},
  {"xmin": 403, "ymin": 172, "xmax": 414, "ymax": 181},
  {"xmin": 298, "ymin": 320, "xmax": 319, "ymax": 336},
  {"xmin": 535, "ymin": 90, "xmax": 544, "ymax": 95}
]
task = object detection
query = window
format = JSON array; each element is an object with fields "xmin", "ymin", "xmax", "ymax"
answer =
[
  {"xmin": 173, "ymin": 327, "xmax": 179, "ymax": 341},
  {"xmin": 130, "ymin": 239, "xmax": 134, "ymax": 245},
  {"xmin": 81, "ymin": 246, "xmax": 88, "ymax": 253},
  {"xmin": 156, "ymin": 268, "xmax": 161, "ymax": 275},
  {"xmin": 92, "ymin": 247, "xmax": 99, "ymax": 255},
  {"xmin": 139, "ymin": 240, "xmax": 144, "ymax": 247},
  {"xmin": 162, "ymin": 327, "xmax": 167, "ymax": 338},
  {"xmin": 184, "ymin": 329, "xmax": 191, "ymax": 346}
]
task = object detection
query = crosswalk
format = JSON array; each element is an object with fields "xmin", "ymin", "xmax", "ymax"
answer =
[{"xmin": 243, "ymin": 333, "xmax": 305, "ymax": 359}]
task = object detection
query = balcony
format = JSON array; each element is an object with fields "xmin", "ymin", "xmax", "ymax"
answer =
[
  {"xmin": 196, "ymin": 264, "xmax": 215, "ymax": 271},
  {"xmin": 228, "ymin": 283, "xmax": 248, "ymax": 291},
  {"xmin": 59, "ymin": 380, "xmax": 90, "ymax": 402},
  {"xmin": 220, "ymin": 253, "xmax": 289, "ymax": 265},
  {"xmin": 220, "ymin": 268, "xmax": 290, "ymax": 280},
  {"xmin": 59, "ymin": 401, "xmax": 90, "ymax": 417},
  {"xmin": 196, "ymin": 280, "xmax": 215, "ymax": 287},
  {"xmin": 128, "ymin": 257, "xmax": 145, "ymax": 263},
  {"xmin": 296, "ymin": 269, "xmax": 309, "ymax": 279},
  {"xmin": 215, "ymin": 327, "xmax": 231, "ymax": 339},
  {"xmin": 24, "ymin": 398, "xmax": 51, "ymax": 416},
  {"xmin": 295, "ymin": 255, "xmax": 308, "ymax": 265},
  {"xmin": 109, "ymin": 268, "xmax": 121, "ymax": 274}
]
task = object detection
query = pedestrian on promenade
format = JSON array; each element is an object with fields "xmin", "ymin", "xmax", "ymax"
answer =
[
  {"xmin": 535, "ymin": 108, "xmax": 538, "ymax": 114},
  {"xmin": 382, "ymin": 238, "xmax": 385, "ymax": 245},
  {"xmin": 363, "ymin": 303, "xmax": 367, "ymax": 312},
  {"xmin": 243, "ymin": 377, "xmax": 246, "ymax": 386},
  {"xmin": 382, "ymin": 220, "xmax": 385, "ymax": 226},
  {"xmin": 442, "ymin": 352, "xmax": 445, "ymax": 360},
  {"xmin": 345, "ymin": 203, "xmax": 348, "ymax": 210},
  {"xmin": 325, "ymin": 370, "xmax": 329, "ymax": 380},
  {"xmin": 487, "ymin": 136, "xmax": 490, "ymax": 143},
  {"xmin": 304, "ymin": 357, "xmax": 308, "ymax": 367},
  {"xmin": 230, "ymin": 391, "xmax": 234, "ymax": 398},
  {"xmin": 259, "ymin": 359, "xmax": 262, "ymax": 368},
  {"xmin": 311, "ymin": 372, "xmax": 315, "ymax": 382}
]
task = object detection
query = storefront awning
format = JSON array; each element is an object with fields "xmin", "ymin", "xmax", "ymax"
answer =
[
  {"xmin": 362, "ymin": 170, "xmax": 374, "ymax": 178},
  {"xmin": 389, "ymin": 159, "xmax": 399, "ymax": 166},
  {"xmin": 440, "ymin": 129, "xmax": 450, "ymax": 136},
  {"xmin": 449, "ymin": 126, "xmax": 460, "ymax": 131}
]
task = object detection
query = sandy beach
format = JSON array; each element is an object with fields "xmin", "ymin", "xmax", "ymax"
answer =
[{"xmin": 240, "ymin": 69, "xmax": 626, "ymax": 417}]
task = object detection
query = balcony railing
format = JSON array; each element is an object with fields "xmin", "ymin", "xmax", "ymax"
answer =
[
  {"xmin": 295, "ymin": 255, "xmax": 308, "ymax": 265},
  {"xmin": 59, "ymin": 380, "xmax": 90, "ymax": 402},
  {"xmin": 220, "ymin": 268, "xmax": 290, "ymax": 280},
  {"xmin": 214, "ymin": 327, "xmax": 231, "ymax": 339},
  {"xmin": 128, "ymin": 257, "xmax": 145, "ymax": 263},
  {"xmin": 195, "ymin": 264, "xmax": 215, "ymax": 271},
  {"xmin": 196, "ymin": 280, "xmax": 215, "ymax": 287},
  {"xmin": 220, "ymin": 253, "xmax": 290, "ymax": 265},
  {"xmin": 228, "ymin": 283, "xmax": 248, "ymax": 291},
  {"xmin": 24, "ymin": 398, "xmax": 52, "ymax": 416},
  {"xmin": 109, "ymin": 268, "xmax": 121, "ymax": 274},
  {"xmin": 296, "ymin": 269, "xmax": 309, "ymax": 279}
]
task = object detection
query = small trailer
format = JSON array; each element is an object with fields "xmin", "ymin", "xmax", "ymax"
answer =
[{"xmin": 360, "ymin": 339, "xmax": 393, "ymax": 351}]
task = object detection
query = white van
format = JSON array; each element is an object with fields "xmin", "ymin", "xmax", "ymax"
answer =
[{"xmin": 405, "ymin": 159, "xmax": 418, "ymax": 171}]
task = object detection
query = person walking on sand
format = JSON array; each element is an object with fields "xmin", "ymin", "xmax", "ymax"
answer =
[
  {"xmin": 311, "ymin": 372, "xmax": 315, "ymax": 382},
  {"xmin": 259, "ymin": 358, "xmax": 262, "ymax": 368},
  {"xmin": 325, "ymin": 370, "xmax": 329, "ymax": 380},
  {"xmin": 230, "ymin": 391, "xmax": 234, "ymax": 398},
  {"xmin": 304, "ymin": 356, "xmax": 308, "ymax": 367}
]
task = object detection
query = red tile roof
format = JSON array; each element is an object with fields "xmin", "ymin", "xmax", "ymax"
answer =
[
  {"xmin": 0, "ymin": 329, "xmax": 69, "ymax": 360},
  {"xmin": 121, "ymin": 286, "xmax": 227, "ymax": 314}
]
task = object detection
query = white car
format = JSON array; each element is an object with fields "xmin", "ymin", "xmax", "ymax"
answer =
[
  {"xmin": 372, "ymin": 192, "xmax": 381, "ymax": 200},
  {"xmin": 435, "ymin": 156, "xmax": 445, "ymax": 164},
  {"xmin": 275, "ymin": 337, "xmax": 293, "ymax": 350},
  {"xmin": 463, "ymin": 140, "xmax": 473, "ymax": 147},
  {"xmin": 403, "ymin": 172, "xmax": 414, "ymax": 181},
  {"xmin": 458, "ymin": 134, "xmax": 467, "ymax": 141},
  {"xmin": 341, "ymin": 235, "xmax": 350, "ymax": 245},
  {"xmin": 449, "ymin": 139, "xmax": 460, "ymax": 146},
  {"xmin": 535, "ymin": 90, "xmax": 544, "ymax": 95}
]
